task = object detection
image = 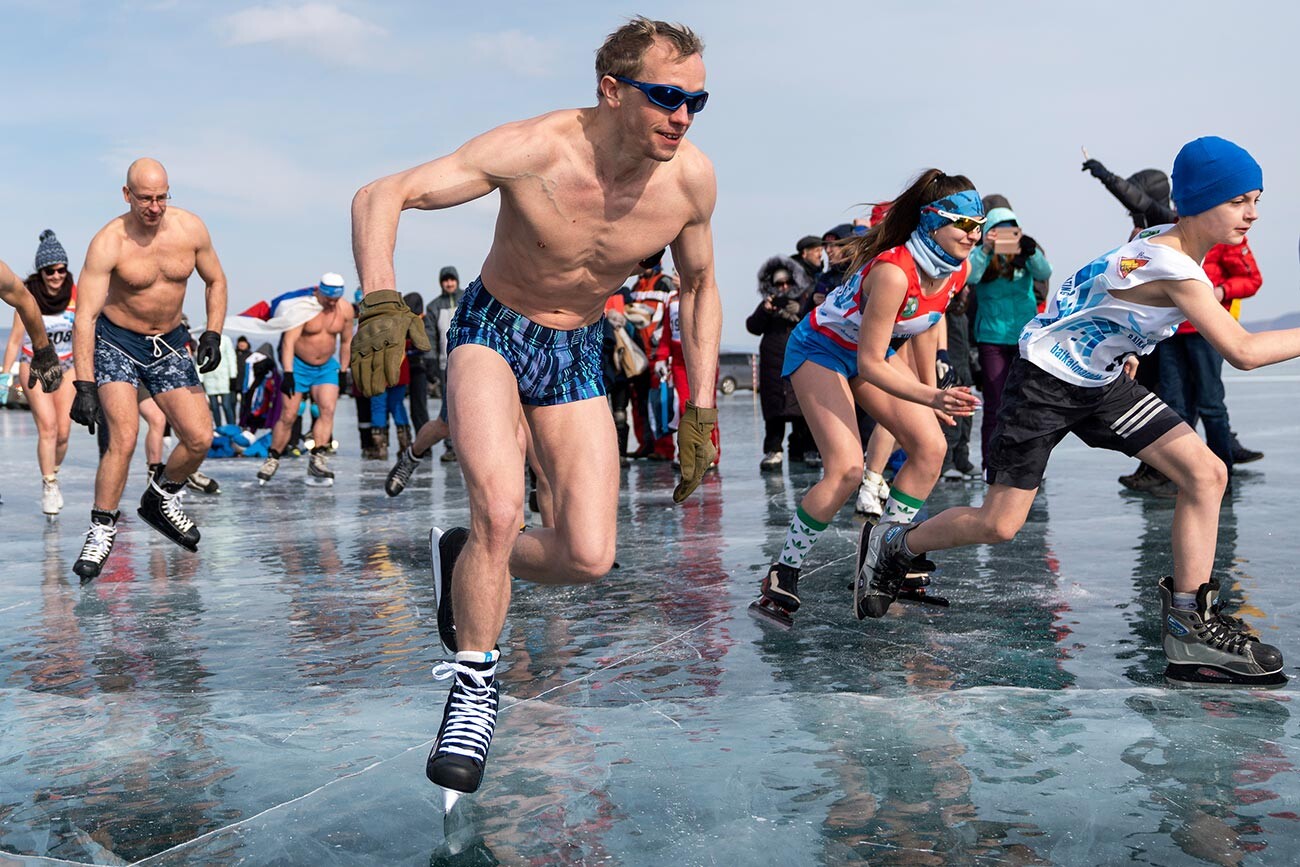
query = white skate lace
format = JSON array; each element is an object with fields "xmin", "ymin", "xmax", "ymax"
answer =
[
  {"xmin": 432, "ymin": 662, "xmax": 498, "ymax": 762},
  {"xmin": 80, "ymin": 523, "xmax": 117, "ymax": 564},
  {"xmin": 154, "ymin": 482, "xmax": 195, "ymax": 533}
]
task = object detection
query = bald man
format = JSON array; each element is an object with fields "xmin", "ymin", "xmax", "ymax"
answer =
[{"xmin": 69, "ymin": 158, "xmax": 228, "ymax": 580}]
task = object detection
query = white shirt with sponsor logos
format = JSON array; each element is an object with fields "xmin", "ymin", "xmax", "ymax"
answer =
[
  {"xmin": 1020, "ymin": 227, "xmax": 1207, "ymax": 386},
  {"xmin": 22, "ymin": 310, "xmax": 76, "ymax": 363}
]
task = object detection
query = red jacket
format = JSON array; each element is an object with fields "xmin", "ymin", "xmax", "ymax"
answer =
[{"xmin": 1178, "ymin": 240, "xmax": 1261, "ymax": 334}]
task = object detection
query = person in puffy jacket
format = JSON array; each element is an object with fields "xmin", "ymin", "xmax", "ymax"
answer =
[{"xmin": 745, "ymin": 255, "xmax": 813, "ymax": 471}]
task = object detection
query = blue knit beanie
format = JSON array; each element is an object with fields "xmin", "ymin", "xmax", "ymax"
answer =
[
  {"xmin": 1171, "ymin": 137, "xmax": 1262, "ymax": 217},
  {"xmin": 34, "ymin": 229, "xmax": 68, "ymax": 271}
]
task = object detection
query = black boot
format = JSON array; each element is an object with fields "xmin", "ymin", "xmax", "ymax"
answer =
[
  {"xmin": 137, "ymin": 466, "xmax": 200, "ymax": 551},
  {"xmin": 74, "ymin": 509, "xmax": 119, "ymax": 581}
]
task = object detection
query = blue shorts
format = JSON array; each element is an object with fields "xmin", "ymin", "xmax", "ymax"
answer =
[
  {"xmin": 447, "ymin": 278, "xmax": 605, "ymax": 406},
  {"xmin": 782, "ymin": 319, "xmax": 857, "ymax": 380},
  {"xmin": 95, "ymin": 316, "xmax": 199, "ymax": 396},
  {"xmin": 293, "ymin": 355, "xmax": 340, "ymax": 392}
]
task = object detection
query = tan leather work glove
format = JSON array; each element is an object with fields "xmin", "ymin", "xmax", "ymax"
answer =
[
  {"xmin": 350, "ymin": 290, "xmax": 431, "ymax": 397},
  {"xmin": 673, "ymin": 402, "xmax": 717, "ymax": 503}
]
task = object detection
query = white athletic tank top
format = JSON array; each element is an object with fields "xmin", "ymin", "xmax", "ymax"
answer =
[
  {"xmin": 1020, "ymin": 227, "xmax": 1207, "ymax": 386},
  {"xmin": 22, "ymin": 310, "xmax": 75, "ymax": 363}
]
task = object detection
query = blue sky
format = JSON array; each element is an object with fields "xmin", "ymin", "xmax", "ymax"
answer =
[{"xmin": 3, "ymin": 1, "xmax": 1297, "ymax": 347}]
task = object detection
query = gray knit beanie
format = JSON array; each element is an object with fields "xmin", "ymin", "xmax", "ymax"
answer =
[{"xmin": 35, "ymin": 230, "xmax": 68, "ymax": 271}]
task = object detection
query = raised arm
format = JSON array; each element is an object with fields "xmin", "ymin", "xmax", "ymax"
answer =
[
  {"xmin": 352, "ymin": 129, "xmax": 509, "ymax": 297},
  {"xmin": 1, "ymin": 257, "xmax": 53, "ymax": 368},
  {"xmin": 1165, "ymin": 277, "xmax": 1300, "ymax": 370},
  {"xmin": 193, "ymin": 217, "xmax": 228, "ymax": 333},
  {"xmin": 667, "ymin": 156, "xmax": 721, "ymax": 502},
  {"xmin": 73, "ymin": 233, "xmax": 115, "ymax": 383}
]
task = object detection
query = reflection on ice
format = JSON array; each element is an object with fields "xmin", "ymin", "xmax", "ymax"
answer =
[{"xmin": 0, "ymin": 375, "xmax": 1297, "ymax": 864}]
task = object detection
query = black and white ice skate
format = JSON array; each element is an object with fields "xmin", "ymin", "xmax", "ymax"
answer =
[
  {"xmin": 73, "ymin": 512, "xmax": 118, "ymax": 581},
  {"xmin": 386, "ymin": 446, "xmax": 423, "ymax": 496},
  {"xmin": 432, "ymin": 527, "xmax": 469, "ymax": 653},
  {"xmin": 1160, "ymin": 576, "xmax": 1287, "ymax": 689},
  {"xmin": 854, "ymin": 521, "xmax": 914, "ymax": 619},
  {"xmin": 137, "ymin": 470, "xmax": 200, "ymax": 551},
  {"xmin": 426, "ymin": 660, "xmax": 500, "ymax": 812},
  {"xmin": 748, "ymin": 563, "xmax": 800, "ymax": 630}
]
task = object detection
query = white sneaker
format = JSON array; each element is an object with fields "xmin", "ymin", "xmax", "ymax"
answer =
[{"xmin": 41, "ymin": 476, "xmax": 61, "ymax": 515}]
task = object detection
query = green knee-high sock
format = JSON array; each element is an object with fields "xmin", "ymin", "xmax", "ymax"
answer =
[
  {"xmin": 778, "ymin": 506, "xmax": 829, "ymax": 569},
  {"xmin": 882, "ymin": 486, "xmax": 925, "ymax": 523}
]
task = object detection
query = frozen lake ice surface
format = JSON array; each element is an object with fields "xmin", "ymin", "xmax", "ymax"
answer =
[{"xmin": 1, "ymin": 366, "xmax": 1298, "ymax": 865}]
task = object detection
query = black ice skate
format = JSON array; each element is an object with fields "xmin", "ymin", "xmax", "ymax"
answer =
[
  {"xmin": 854, "ymin": 521, "xmax": 915, "ymax": 619},
  {"xmin": 426, "ymin": 657, "xmax": 500, "ymax": 812},
  {"xmin": 386, "ymin": 446, "xmax": 423, "ymax": 497},
  {"xmin": 137, "ymin": 468, "xmax": 200, "ymax": 551},
  {"xmin": 1160, "ymin": 576, "xmax": 1286, "ymax": 689},
  {"xmin": 73, "ymin": 509, "xmax": 119, "ymax": 581},
  {"xmin": 847, "ymin": 526, "xmax": 946, "ymax": 608},
  {"xmin": 748, "ymin": 563, "xmax": 800, "ymax": 629},
  {"xmin": 432, "ymin": 526, "xmax": 469, "ymax": 653}
]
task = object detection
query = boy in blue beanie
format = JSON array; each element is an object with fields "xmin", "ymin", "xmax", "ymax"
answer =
[{"xmin": 861, "ymin": 136, "xmax": 1297, "ymax": 688}]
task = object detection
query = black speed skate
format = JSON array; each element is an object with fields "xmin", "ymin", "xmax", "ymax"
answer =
[
  {"xmin": 854, "ymin": 521, "xmax": 916, "ymax": 619},
  {"xmin": 748, "ymin": 563, "xmax": 800, "ymax": 630},
  {"xmin": 1160, "ymin": 576, "xmax": 1287, "ymax": 689},
  {"xmin": 427, "ymin": 655, "xmax": 500, "ymax": 813},
  {"xmin": 137, "ymin": 467, "xmax": 200, "ymax": 551},
  {"xmin": 432, "ymin": 526, "xmax": 469, "ymax": 653},
  {"xmin": 849, "ymin": 522, "xmax": 947, "ymax": 608}
]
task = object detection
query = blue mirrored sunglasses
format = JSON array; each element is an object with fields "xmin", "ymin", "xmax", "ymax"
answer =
[{"xmin": 614, "ymin": 75, "xmax": 709, "ymax": 114}]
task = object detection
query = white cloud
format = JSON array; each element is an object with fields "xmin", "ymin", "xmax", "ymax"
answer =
[
  {"xmin": 218, "ymin": 3, "xmax": 387, "ymax": 66},
  {"xmin": 469, "ymin": 30, "xmax": 559, "ymax": 78}
]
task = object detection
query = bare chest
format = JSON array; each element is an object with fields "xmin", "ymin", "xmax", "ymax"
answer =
[
  {"xmin": 112, "ymin": 239, "xmax": 197, "ymax": 292},
  {"xmin": 503, "ymin": 171, "xmax": 689, "ymax": 277},
  {"xmin": 303, "ymin": 307, "xmax": 346, "ymax": 337}
]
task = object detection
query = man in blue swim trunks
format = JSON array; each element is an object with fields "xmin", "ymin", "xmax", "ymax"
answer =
[
  {"xmin": 256, "ymin": 273, "xmax": 355, "ymax": 487},
  {"xmin": 350, "ymin": 17, "xmax": 722, "ymax": 808},
  {"xmin": 69, "ymin": 158, "xmax": 229, "ymax": 580}
]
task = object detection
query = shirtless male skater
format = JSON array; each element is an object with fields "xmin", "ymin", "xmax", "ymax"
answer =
[
  {"xmin": 351, "ymin": 18, "xmax": 721, "ymax": 809},
  {"xmin": 69, "ymin": 158, "xmax": 228, "ymax": 580},
  {"xmin": 256, "ymin": 273, "xmax": 354, "ymax": 487}
]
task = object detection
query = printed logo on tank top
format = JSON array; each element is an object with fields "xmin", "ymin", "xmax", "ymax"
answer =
[{"xmin": 1118, "ymin": 258, "xmax": 1149, "ymax": 279}]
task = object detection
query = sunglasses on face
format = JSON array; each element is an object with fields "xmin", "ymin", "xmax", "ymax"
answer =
[
  {"xmin": 614, "ymin": 75, "xmax": 709, "ymax": 114},
  {"xmin": 924, "ymin": 207, "xmax": 986, "ymax": 234},
  {"xmin": 41, "ymin": 265, "xmax": 67, "ymax": 276}
]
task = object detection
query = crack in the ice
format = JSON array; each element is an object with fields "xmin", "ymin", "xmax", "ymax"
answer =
[{"xmin": 615, "ymin": 680, "xmax": 683, "ymax": 728}]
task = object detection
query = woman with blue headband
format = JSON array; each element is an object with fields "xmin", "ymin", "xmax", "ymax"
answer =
[
  {"xmin": 751, "ymin": 169, "xmax": 983, "ymax": 628},
  {"xmin": 861, "ymin": 137, "xmax": 1295, "ymax": 689}
]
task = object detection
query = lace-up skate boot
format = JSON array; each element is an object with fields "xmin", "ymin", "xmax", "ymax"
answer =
[
  {"xmin": 1159, "ymin": 576, "xmax": 1286, "ymax": 688},
  {"xmin": 186, "ymin": 471, "xmax": 220, "ymax": 494},
  {"xmin": 41, "ymin": 475, "xmax": 62, "ymax": 515},
  {"xmin": 855, "ymin": 521, "xmax": 916, "ymax": 619},
  {"xmin": 386, "ymin": 445, "xmax": 424, "ymax": 497},
  {"xmin": 256, "ymin": 452, "xmax": 280, "ymax": 485},
  {"xmin": 432, "ymin": 527, "xmax": 470, "ymax": 653},
  {"xmin": 426, "ymin": 649, "xmax": 500, "ymax": 812},
  {"xmin": 759, "ymin": 451, "xmax": 783, "ymax": 472},
  {"xmin": 138, "ymin": 467, "xmax": 200, "ymax": 551},
  {"xmin": 305, "ymin": 449, "xmax": 335, "ymax": 487},
  {"xmin": 74, "ymin": 509, "xmax": 119, "ymax": 580}
]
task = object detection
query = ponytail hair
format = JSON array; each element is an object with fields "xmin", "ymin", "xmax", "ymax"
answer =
[{"xmin": 840, "ymin": 169, "xmax": 977, "ymax": 275}]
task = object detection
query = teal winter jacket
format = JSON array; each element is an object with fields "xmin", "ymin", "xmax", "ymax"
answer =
[{"xmin": 966, "ymin": 246, "xmax": 1052, "ymax": 346}]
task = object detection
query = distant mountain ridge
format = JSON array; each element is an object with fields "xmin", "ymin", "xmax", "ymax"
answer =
[{"xmin": 1243, "ymin": 312, "xmax": 1300, "ymax": 332}]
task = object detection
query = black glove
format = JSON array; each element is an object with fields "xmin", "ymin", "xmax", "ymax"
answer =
[
  {"xmin": 1012, "ymin": 235, "xmax": 1039, "ymax": 268},
  {"xmin": 280, "ymin": 371, "xmax": 296, "ymax": 396},
  {"xmin": 28, "ymin": 344, "xmax": 63, "ymax": 393},
  {"xmin": 196, "ymin": 330, "xmax": 222, "ymax": 374},
  {"xmin": 71, "ymin": 380, "xmax": 100, "ymax": 434},
  {"xmin": 936, "ymin": 349, "xmax": 955, "ymax": 389},
  {"xmin": 1081, "ymin": 158, "xmax": 1113, "ymax": 181},
  {"xmin": 339, "ymin": 370, "xmax": 351, "ymax": 392}
]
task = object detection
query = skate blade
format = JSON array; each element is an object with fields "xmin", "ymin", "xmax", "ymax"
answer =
[
  {"xmin": 257, "ymin": 478, "xmax": 269, "ymax": 486},
  {"xmin": 747, "ymin": 599, "xmax": 793, "ymax": 630},
  {"xmin": 898, "ymin": 589, "xmax": 950, "ymax": 608},
  {"xmin": 441, "ymin": 787, "xmax": 462, "ymax": 813},
  {"xmin": 1164, "ymin": 664, "xmax": 1288, "ymax": 690},
  {"xmin": 304, "ymin": 478, "xmax": 334, "ymax": 487}
]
